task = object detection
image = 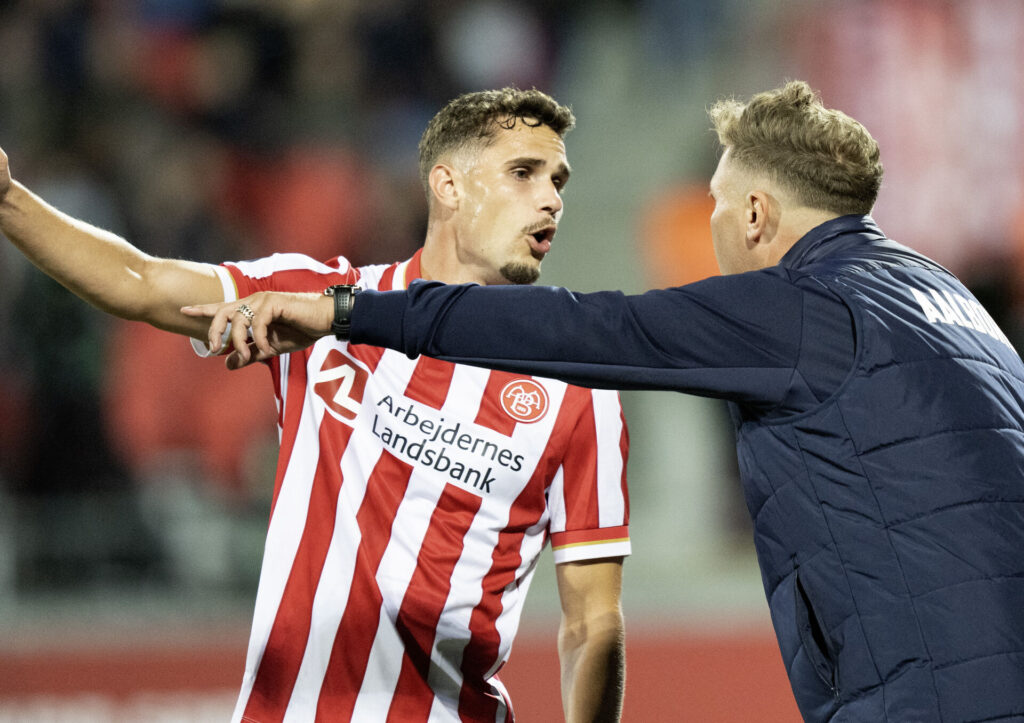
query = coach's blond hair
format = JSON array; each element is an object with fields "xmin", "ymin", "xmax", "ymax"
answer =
[{"xmin": 709, "ymin": 80, "xmax": 882, "ymax": 216}]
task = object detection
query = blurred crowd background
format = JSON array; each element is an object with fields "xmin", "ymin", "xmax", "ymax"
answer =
[{"xmin": 2, "ymin": 0, "xmax": 1024, "ymax": 719}]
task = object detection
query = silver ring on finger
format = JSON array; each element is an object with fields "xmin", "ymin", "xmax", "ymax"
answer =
[{"xmin": 236, "ymin": 303, "xmax": 255, "ymax": 324}]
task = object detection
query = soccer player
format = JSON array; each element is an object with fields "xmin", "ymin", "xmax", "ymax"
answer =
[
  {"xmin": 0, "ymin": 89, "xmax": 630, "ymax": 722},
  {"xmin": 189, "ymin": 81, "xmax": 1024, "ymax": 721}
]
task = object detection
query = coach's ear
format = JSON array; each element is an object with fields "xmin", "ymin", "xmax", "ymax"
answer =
[
  {"xmin": 428, "ymin": 163, "xmax": 460, "ymax": 211},
  {"xmin": 745, "ymin": 189, "xmax": 771, "ymax": 245},
  {"xmin": 745, "ymin": 188, "xmax": 789, "ymax": 270}
]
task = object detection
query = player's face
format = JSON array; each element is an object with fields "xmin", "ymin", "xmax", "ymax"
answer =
[
  {"xmin": 454, "ymin": 120, "xmax": 570, "ymax": 285},
  {"xmin": 709, "ymin": 148, "xmax": 755, "ymax": 275}
]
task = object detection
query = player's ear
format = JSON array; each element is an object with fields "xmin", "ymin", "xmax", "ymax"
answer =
[{"xmin": 428, "ymin": 163, "xmax": 460, "ymax": 211}]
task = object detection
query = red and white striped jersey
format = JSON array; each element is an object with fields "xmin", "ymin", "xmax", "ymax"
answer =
[{"xmin": 210, "ymin": 249, "xmax": 630, "ymax": 723}]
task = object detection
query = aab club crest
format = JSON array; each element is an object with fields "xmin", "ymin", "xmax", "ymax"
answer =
[{"xmin": 499, "ymin": 379, "xmax": 549, "ymax": 423}]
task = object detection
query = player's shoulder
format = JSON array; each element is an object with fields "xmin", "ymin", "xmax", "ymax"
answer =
[
  {"xmin": 356, "ymin": 261, "xmax": 401, "ymax": 291},
  {"xmin": 228, "ymin": 252, "xmax": 359, "ymax": 283},
  {"xmin": 541, "ymin": 377, "xmax": 624, "ymax": 413}
]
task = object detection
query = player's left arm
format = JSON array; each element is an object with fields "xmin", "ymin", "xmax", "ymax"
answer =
[{"xmin": 555, "ymin": 556, "xmax": 625, "ymax": 723}]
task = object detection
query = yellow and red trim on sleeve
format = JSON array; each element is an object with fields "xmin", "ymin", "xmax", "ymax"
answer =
[{"xmin": 550, "ymin": 525, "xmax": 630, "ymax": 564}]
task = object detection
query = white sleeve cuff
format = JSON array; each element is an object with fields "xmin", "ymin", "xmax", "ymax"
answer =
[{"xmin": 191, "ymin": 265, "xmax": 239, "ymax": 358}]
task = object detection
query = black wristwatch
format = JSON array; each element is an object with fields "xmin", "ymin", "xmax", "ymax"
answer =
[{"xmin": 324, "ymin": 284, "xmax": 359, "ymax": 340}]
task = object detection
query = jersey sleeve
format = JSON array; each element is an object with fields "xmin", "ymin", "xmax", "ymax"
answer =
[
  {"xmin": 190, "ymin": 252, "xmax": 359, "ymax": 358},
  {"xmin": 225, "ymin": 252, "xmax": 359, "ymax": 296},
  {"xmin": 188, "ymin": 264, "xmax": 243, "ymax": 358},
  {"xmin": 548, "ymin": 387, "xmax": 631, "ymax": 564}
]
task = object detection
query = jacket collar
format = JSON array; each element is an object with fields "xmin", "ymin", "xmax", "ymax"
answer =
[{"xmin": 779, "ymin": 214, "xmax": 887, "ymax": 270}]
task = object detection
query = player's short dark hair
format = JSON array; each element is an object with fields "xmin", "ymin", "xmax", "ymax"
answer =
[
  {"xmin": 710, "ymin": 80, "xmax": 883, "ymax": 216},
  {"xmin": 418, "ymin": 88, "xmax": 575, "ymax": 196}
]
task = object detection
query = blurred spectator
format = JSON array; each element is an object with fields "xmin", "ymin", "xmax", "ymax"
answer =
[
  {"xmin": 216, "ymin": 145, "xmax": 373, "ymax": 261},
  {"xmin": 437, "ymin": 1, "xmax": 552, "ymax": 91}
]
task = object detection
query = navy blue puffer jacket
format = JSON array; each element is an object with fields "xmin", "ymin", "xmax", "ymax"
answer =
[
  {"xmin": 736, "ymin": 222, "xmax": 1024, "ymax": 720},
  {"xmin": 353, "ymin": 216, "xmax": 1024, "ymax": 720}
]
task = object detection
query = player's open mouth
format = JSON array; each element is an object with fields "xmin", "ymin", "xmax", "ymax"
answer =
[{"xmin": 527, "ymin": 226, "xmax": 556, "ymax": 255}]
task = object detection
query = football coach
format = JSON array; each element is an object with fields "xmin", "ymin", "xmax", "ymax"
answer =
[{"xmin": 191, "ymin": 80, "xmax": 1024, "ymax": 722}]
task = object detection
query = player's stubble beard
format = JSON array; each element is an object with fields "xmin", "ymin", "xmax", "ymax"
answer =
[{"xmin": 500, "ymin": 262, "xmax": 540, "ymax": 285}]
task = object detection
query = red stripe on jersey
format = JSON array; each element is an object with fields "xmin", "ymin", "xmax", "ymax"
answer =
[
  {"xmin": 316, "ymin": 452, "xmax": 415, "ymax": 720},
  {"xmin": 473, "ymin": 371, "xmax": 530, "ymax": 437},
  {"xmin": 556, "ymin": 389, "xmax": 601, "ymax": 529},
  {"xmin": 269, "ymin": 356, "xmax": 284, "ymax": 429},
  {"xmin": 270, "ymin": 352, "xmax": 313, "ymax": 517},
  {"xmin": 243, "ymin": 417, "xmax": 355, "ymax": 722},
  {"xmin": 385, "ymin": 484, "xmax": 483, "ymax": 723},
  {"xmin": 551, "ymin": 525, "xmax": 629, "ymax": 550},
  {"xmin": 456, "ymin": 422, "xmax": 563, "ymax": 721},
  {"xmin": 346, "ymin": 342, "xmax": 386, "ymax": 373},
  {"xmin": 404, "ymin": 248, "xmax": 424, "ymax": 282},
  {"xmin": 225, "ymin": 264, "xmax": 249, "ymax": 296},
  {"xmin": 404, "ymin": 356, "xmax": 456, "ymax": 410},
  {"xmin": 378, "ymin": 263, "xmax": 398, "ymax": 291}
]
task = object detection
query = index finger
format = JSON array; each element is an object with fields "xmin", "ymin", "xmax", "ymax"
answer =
[{"xmin": 181, "ymin": 302, "xmax": 233, "ymax": 354}]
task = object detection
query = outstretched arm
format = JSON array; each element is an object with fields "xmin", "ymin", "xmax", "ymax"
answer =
[
  {"xmin": 181, "ymin": 274, "xmax": 807, "ymax": 406},
  {"xmin": 556, "ymin": 558, "xmax": 626, "ymax": 723},
  {"xmin": 349, "ymin": 277, "xmax": 807, "ymax": 402},
  {"xmin": 0, "ymin": 147, "xmax": 224, "ymax": 337}
]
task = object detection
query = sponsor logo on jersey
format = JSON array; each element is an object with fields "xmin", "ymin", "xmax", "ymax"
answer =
[
  {"xmin": 314, "ymin": 349, "xmax": 370, "ymax": 421},
  {"xmin": 500, "ymin": 379, "xmax": 549, "ymax": 423},
  {"xmin": 371, "ymin": 394, "xmax": 526, "ymax": 495}
]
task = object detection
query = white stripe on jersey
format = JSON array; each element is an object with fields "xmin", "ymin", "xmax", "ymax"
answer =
[
  {"xmin": 442, "ymin": 363, "xmax": 489, "ymax": 421},
  {"xmin": 357, "ymin": 475, "xmax": 445, "ymax": 709},
  {"xmin": 594, "ymin": 389, "xmax": 628, "ymax": 527},
  {"xmin": 283, "ymin": 392, "xmax": 371, "ymax": 718},
  {"xmin": 275, "ymin": 353, "xmax": 289, "ymax": 444},
  {"xmin": 353, "ymin": 262, "xmax": 391, "ymax": 292},
  {"xmin": 232, "ymin": 352, "xmax": 322, "ymax": 722},
  {"xmin": 348, "ymin": 613, "xmax": 408, "ymax": 720}
]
